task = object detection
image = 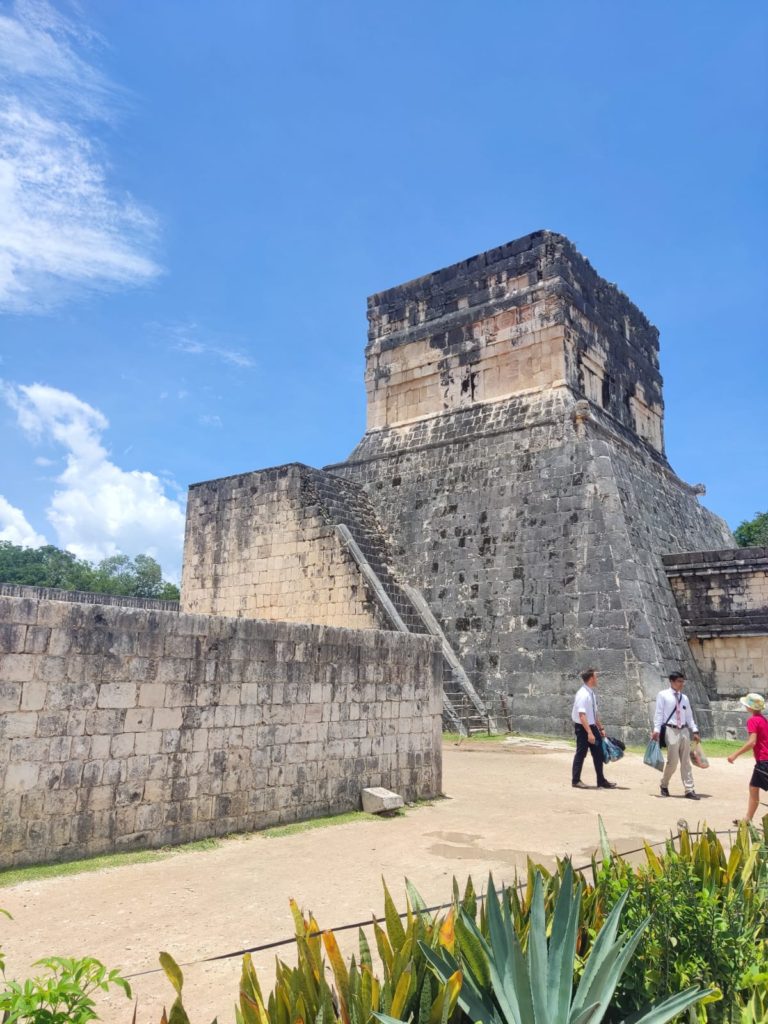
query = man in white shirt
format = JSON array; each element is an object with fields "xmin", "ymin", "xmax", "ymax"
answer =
[
  {"xmin": 652, "ymin": 672, "xmax": 701, "ymax": 800},
  {"xmin": 571, "ymin": 669, "xmax": 616, "ymax": 789}
]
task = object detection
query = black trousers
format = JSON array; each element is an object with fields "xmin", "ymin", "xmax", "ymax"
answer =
[{"xmin": 572, "ymin": 723, "xmax": 606, "ymax": 784}]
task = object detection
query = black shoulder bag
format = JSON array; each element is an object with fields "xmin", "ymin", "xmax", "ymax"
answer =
[{"xmin": 659, "ymin": 707, "xmax": 677, "ymax": 749}]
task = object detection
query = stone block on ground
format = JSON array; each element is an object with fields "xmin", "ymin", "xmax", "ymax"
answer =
[{"xmin": 362, "ymin": 786, "xmax": 404, "ymax": 814}]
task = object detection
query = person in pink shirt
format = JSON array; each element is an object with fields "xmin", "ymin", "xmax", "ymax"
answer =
[{"xmin": 727, "ymin": 692, "xmax": 768, "ymax": 825}]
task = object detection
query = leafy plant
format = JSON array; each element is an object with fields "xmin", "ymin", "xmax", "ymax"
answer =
[
  {"xmin": 0, "ymin": 956, "xmax": 131, "ymax": 1024},
  {"xmin": 405, "ymin": 866, "xmax": 708, "ymax": 1024},
  {"xmin": 157, "ymin": 880, "xmax": 467, "ymax": 1024},
  {"xmin": 154, "ymin": 824, "xmax": 767, "ymax": 1024},
  {"xmin": 591, "ymin": 823, "xmax": 768, "ymax": 1021}
]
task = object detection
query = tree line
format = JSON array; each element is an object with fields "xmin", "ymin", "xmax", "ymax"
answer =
[{"xmin": 0, "ymin": 542, "xmax": 180, "ymax": 601}]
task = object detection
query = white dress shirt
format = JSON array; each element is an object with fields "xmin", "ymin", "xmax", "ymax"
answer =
[
  {"xmin": 572, "ymin": 684, "xmax": 598, "ymax": 725},
  {"xmin": 654, "ymin": 688, "xmax": 698, "ymax": 732}
]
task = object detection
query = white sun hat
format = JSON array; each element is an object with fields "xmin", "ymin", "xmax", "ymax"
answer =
[{"xmin": 739, "ymin": 693, "xmax": 765, "ymax": 713}]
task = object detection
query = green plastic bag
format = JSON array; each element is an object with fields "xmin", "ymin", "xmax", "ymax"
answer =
[{"xmin": 643, "ymin": 738, "xmax": 665, "ymax": 771}]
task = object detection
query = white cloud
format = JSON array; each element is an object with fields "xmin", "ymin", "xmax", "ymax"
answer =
[
  {"xmin": 199, "ymin": 413, "xmax": 222, "ymax": 428},
  {"xmin": 2, "ymin": 380, "xmax": 185, "ymax": 577},
  {"xmin": 0, "ymin": 494, "xmax": 46, "ymax": 546},
  {"xmin": 159, "ymin": 321, "xmax": 256, "ymax": 369},
  {"xmin": 0, "ymin": 0, "xmax": 160, "ymax": 311}
]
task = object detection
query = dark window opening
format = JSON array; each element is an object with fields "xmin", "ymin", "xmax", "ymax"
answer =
[
  {"xmin": 460, "ymin": 367, "xmax": 479, "ymax": 401},
  {"xmin": 601, "ymin": 373, "xmax": 612, "ymax": 410}
]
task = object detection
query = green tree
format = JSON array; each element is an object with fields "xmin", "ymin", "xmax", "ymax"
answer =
[
  {"xmin": 0, "ymin": 542, "xmax": 179, "ymax": 600},
  {"xmin": 0, "ymin": 543, "xmax": 94, "ymax": 590},
  {"xmin": 91, "ymin": 552, "xmax": 178, "ymax": 598},
  {"xmin": 734, "ymin": 511, "xmax": 768, "ymax": 548}
]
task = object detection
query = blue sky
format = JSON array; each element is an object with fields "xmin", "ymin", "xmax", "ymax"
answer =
[{"xmin": 0, "ymin": 0, "xmax": 766, "ymax": 580}]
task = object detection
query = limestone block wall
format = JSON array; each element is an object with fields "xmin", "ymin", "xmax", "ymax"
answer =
[
  {"xmin": 0, "ymin": 589, "xmax": 442, "ymax": 868},
  {"xmin": 688, "ymin": 636, "xmax": 768, "ymax": 699},
  {"xmin": 181, "ymin": 464, "xmax": 387, "ymax": 629},
  {"xmin": 663, "ymin": 548, "xmax": 768, "ymax": 700}
]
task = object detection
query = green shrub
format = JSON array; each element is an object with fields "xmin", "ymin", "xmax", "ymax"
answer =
[
  {"xmin": 0, "ymin": 955, "xmax": 131, "ymax": 1024},
  {"xmin": 591, "ymin": 823, "xmax": 768, "ymax": 1021}
]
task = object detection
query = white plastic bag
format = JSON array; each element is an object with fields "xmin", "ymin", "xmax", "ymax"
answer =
[{"xmin": 691, "ymin": 740, "xmax": 709, "ymax": 768}]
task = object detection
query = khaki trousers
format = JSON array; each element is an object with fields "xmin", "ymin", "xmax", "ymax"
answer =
[{"xmin": 661, "ymin": 725, "xmax": 694, "ymax": 792}]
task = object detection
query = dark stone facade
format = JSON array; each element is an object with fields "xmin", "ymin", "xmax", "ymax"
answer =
[{"xmin": 663, "ymin": 548, "xmax": 768, "ymax": 638}]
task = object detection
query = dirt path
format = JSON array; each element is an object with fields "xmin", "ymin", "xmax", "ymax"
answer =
[{"xmin": 1, "ymin": 740, "xmax": 757, "ymax": 1023}]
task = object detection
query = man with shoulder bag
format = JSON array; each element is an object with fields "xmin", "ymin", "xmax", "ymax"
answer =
[{"xmin": 652, "ymin": 672, "xmax": 701, "ymax": 800}]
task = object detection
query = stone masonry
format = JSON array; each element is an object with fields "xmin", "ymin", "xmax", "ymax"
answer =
[
  {"xmin": 181, "ymin": 464, "xmax": 390, "ymax": 629},
  {"xmin": 326, "ymin": 231, "xmax": 733, "ymax": 739},
  {"xmin": 179, "ymin": 231, "xmax": 736, "ymax": 741},
  {"xmin": 0, "ymin": 586, "xmax": 442, "ymax": 867},
  {"xmin": 663, "ymin": 548, "xmax": 768, "ymax": 734}
]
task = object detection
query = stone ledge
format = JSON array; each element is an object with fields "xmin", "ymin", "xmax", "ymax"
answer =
[{"xmin": 662, "ymin": 548, "xmax": 768, "ymax": 571}]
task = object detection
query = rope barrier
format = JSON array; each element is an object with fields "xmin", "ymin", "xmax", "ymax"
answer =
[{"xmin": 123, "ymin": 824, "xmax": 762, "ymax": 980}]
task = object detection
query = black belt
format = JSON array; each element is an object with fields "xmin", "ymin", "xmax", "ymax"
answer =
[{"xmin": 667, "ymin": 724, "xmax": 688, "ymax": 730}]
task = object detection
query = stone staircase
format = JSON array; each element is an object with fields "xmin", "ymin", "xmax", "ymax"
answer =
[{"xmin": 304, "ymin": 470, "xmax": 493, "ymax": 735}]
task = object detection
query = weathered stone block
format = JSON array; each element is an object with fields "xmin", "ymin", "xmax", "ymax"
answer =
[
  {"xmin": 5, "ymin": 763, "xmax": 39, "ymax": 791},
  {"xmin": 0, "ymin": 624, "xmax": 27, "ymax": 653},
  {"xmin": 1, "ymin": 653, "xmax": 36, "ymax": 682},
  {"xmin": 97, "ymin": 683, "xmax": 137, "ymax": 709},
  {"xmin": 21, "ymin": 681, "xmax": 47, "ymax": 711},
  {"xmin": 0, "ymin": 682, "xmax": 22, "ymax": 712}
]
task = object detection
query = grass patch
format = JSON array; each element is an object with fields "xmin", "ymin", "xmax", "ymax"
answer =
[
  {"xmin": 0, "ymin": 837, "xmax": 221, "ymax": 889},
  {"xmin": 444, "ymin": 731, "xmax": 745, "ymax": 759},
  {"xmin": 261, "ymin": 810, "xmax": 383, "ymax": 838},
  {"xmin": 445, "ymin": 731, "xmax": 572, "ymax": 746},
  {"xmin": 625, "ymin": 738, "xmax": 743, "ymax": 758},
  {"xmin": 444, "ymin": 731, "xmax": 510, "ymax": 743},
  {"xmin": 1, "ymin": 804, "xmax": 428, "ymax": 885}
]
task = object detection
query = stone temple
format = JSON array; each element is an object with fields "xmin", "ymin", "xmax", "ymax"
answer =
[
  {"xmin": 2, "ymin": 230, "xmax": 766, "ymax": 865},
  {"xmin": 181, "ymin": 230, "xmax": 741, "ymax": 741}
]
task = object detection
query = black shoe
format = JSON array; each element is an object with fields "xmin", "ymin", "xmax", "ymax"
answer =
[
  {"xmin": 572, "ymin": 781, "xmax": 589, "ymax": 789},
  {"xmin": 685, "ymin": 791, "xmax": 701, "ymax": 801},
  {"xmin": 597, "ymin": 781, "xmax": 617, "ymax": 789},
  {"xmin": 660, "ymin": 786, "xmax": 670, "ymax": 797}
]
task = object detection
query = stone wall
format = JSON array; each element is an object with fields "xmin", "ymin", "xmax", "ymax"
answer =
[
  {"xmin": 663, "ymin": 548, "xmax": 768, "ymax": 703},
  {"xmin": 181, "ymin": 464, "xmax": 387, "ymax": 629},
  {"xmin": 0, "ymin": 589, "xmax": 442, "ymax": 868}
]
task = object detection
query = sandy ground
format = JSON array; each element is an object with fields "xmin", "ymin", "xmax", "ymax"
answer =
[{"xmin": 1, "ymin": 739, "xmax": 762, "ymax": 1023}]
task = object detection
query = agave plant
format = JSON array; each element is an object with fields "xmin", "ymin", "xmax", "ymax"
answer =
[{"xmin": 380, "ymin": 865, "xmax": 712, "ymax": 1024}]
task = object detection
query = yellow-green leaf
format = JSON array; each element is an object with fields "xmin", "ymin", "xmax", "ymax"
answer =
[
  {"xmin": 389, "ymin": 966, "xmax": 412, "ymax": 1019},
  {"xmin": 159, "ymin": 954, "xmax": 184, "ymax": 997},
  {"xmin": 323, "ymin": 931, "xmax": 350, "ymax": 1024}
]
